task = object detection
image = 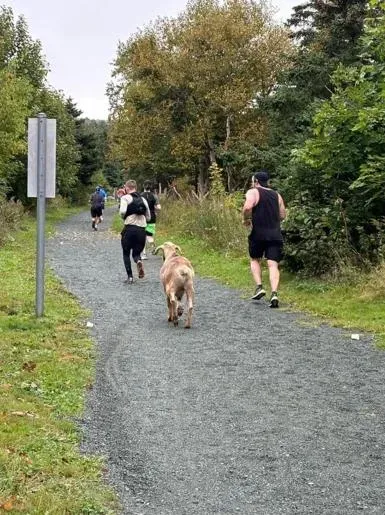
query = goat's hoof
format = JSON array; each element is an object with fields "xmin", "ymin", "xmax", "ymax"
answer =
[
  {"xmin": 173, "ymin": 319, "xmax": 179, "ymax": 327},
  {"xmin": 184, "ymin": 324, "xmax": 191, "ymax": 329},
  {"xmin": 168, "ymin": 317, "xmax": 172, "ymax": 322}
]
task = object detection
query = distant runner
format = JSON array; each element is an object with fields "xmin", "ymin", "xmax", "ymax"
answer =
[{"xmin": 140, "ymin": 181, "xmax": 161, "ymax": 259}]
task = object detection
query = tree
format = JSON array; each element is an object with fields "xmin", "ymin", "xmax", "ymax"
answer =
[
  {"xmin": 256, "ymin": 0, "xmax": 368, "ymax": 185},
  {"xmin": 108, "ymin": 0, "xmax": 292, "ymax": 192},
  {"xmin": 283, "ymin": 0, "xmax": 385, "ymax": 274}
]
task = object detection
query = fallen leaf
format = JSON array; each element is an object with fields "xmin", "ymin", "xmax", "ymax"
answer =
[{"xmin": 1, "ymin": 498, "xmax": 14, "ymax": 511}]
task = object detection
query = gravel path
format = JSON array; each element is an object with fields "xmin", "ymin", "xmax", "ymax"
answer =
[{"xmin": 47, "ymin": 208, "xmax": 385, "ymax": 515}]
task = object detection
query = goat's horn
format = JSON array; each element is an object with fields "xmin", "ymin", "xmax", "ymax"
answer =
[
  {"xmin": 175, "ymin": 245, "xmax": 182, "ymax": 254},
  {"xmin": 154, "ymin": 245, "xmax": 164, "ymax": 255}
]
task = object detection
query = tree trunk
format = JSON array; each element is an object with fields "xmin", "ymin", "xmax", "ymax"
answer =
[
  {"xmin": 197, "ymin": 153, "xmax": 210, "ymax": 196},
  {"xmin": 224, "ymin": 115, "xmax": 231, "ymax": 151}
]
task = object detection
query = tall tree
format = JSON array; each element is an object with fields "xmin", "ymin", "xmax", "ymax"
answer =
[
  {"xmin": 283, "ymin": 0, "xmax": 385, "ymax": 275},
  {"xmin": 256, "ymin": 0, "xmax": 368, "ymax": 182},
  {"xmin": 108, "ymin": 0, "xmax": 292, "ymax": 192}
]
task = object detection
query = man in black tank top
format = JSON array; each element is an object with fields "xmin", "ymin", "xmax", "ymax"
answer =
[
  {"xmin": 140, "ymin": 181, "xmax": 161, "ymax": 258},
  {"xmin": 242, "ymin": 170, "xmax": 286, "ymax": 307}
]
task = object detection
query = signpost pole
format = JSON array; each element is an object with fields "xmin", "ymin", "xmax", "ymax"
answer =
[{"xmin": 36, "ymin": 113, "xmax": 47, "ymax": 317}]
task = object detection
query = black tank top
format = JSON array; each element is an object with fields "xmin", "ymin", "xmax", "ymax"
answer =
[
  {"xmin": 251, "ymin": 187, "xmax": 282, "ymax": 241},
  {"xmin": 141, "ymin": 191, "xmax": 156, "ymax": 223}
]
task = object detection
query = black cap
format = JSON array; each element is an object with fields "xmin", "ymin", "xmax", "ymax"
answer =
[{"xmin": 254, "ymin": 170, "xmax": 269, "ymax": 186}]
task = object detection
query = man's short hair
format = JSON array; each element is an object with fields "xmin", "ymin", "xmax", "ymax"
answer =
[
  {"xmin": 254, "ymin": 170, "xmax": 269, "ymax": 187},
  {"xmin": 125, "ymin": 180, "xmax": 137, "ymax": 190},
  {"xmin": 143, "ymin": 180, "xmax": 152, "ymax": 190}
]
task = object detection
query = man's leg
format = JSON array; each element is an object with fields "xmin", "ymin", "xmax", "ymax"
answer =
[
  {"xmin": 266, "ymin": 243, "xmax": 283, "ymax": 308},
  {"xmin": 249, "ymin": 237, "xmax": 266, "ymax": 300},
  {"xmin": 250, "ymin": 259, "xmax": 262, "ymax": 285},
  {"xmin": 267, "ymin": 260, "xmax": 280, "ymax": 292},
  {"xmin": 132, "ymin": 227, "xmax": 146, "ymax": 278},
  {"xmin": 121, "ymin": 227, "xmax": 133, "ymax": 281}
]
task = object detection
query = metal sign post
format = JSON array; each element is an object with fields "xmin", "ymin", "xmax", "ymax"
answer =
[
  {"xmin": 27, "ymin": 113, "xmax": 56, "ymax": 317},
  {"xmin": 36, "ymin": 114, "xmax": 47, "ymax": 317}
]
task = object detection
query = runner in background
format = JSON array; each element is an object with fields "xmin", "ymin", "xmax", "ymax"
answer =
[{"xmin": 141, "ymin": 180, "xmax": 161, "ymax": 259}]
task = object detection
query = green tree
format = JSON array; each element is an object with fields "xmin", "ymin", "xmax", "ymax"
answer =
[
  {"xmin": 256, "ymin": 0, "xmax": 368, "ymax": 184},
  {"xmin": 284, "ymin": 0, "xmax": 385, "ymax": 274},
  {"xmin": 108, "ymin": 0, "xmax": 292, "ymax": 192}
]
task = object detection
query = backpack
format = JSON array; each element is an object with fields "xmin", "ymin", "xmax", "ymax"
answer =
[
  {"xmin": 124, "ymin": 192, "xmax": 147, "ymax": 218},
  {"xmin": 91, "ymin": 192, "xmax": 104, "ymax": 209}
]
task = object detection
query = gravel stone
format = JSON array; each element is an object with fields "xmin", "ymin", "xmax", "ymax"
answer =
[{"xmin": 47, "ymin": 208, "xmax": 385, "ymax": 514}]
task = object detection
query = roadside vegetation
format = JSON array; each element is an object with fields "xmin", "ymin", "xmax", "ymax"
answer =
[{"xmin": 0, "ymin": 206, "xmax": 118, "ymax": 514}]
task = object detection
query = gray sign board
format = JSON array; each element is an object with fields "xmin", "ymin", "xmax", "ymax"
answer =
[{"xmin": 27, "ymin": 118, "xmax": 56, "ymax": 198}]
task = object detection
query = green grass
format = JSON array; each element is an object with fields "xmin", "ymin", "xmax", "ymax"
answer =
[
  {"xmin": 0, "ymin": 206, "xmax": 119, "ymax": 514},
  {"xmin": 155, "ymin": 222, "xmax": 385, "ymax": 349}
]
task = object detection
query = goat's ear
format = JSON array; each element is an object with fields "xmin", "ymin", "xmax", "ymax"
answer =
[{"xmin": 154, "ymin": 245, "xmax": 164, "ymax": 255}]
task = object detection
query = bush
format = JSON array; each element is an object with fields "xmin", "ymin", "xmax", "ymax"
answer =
[
  {"xmin": 0, "ymin": 196, "xmax": 25, "ymax": 247},
  {"xmin": 159, "ymin": 196, "xmax": 248, "ymax": 256},
  {"xmin": 282, "ymin": 200, "xmax": 360, "ymax": 277}
]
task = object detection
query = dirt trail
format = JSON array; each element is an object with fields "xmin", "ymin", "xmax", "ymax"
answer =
[{"xmin": 47, "ymin": 208, "xmax": 385, "ymax": 514}]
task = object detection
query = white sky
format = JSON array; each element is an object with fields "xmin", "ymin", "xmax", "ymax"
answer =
[{"xmin": 4, "ymin": 0, "xmax": 299, "ymax": 119}]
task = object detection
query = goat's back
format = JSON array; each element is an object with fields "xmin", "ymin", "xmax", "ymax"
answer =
[{"xmin": 160, "ymin": 256, "xmax": 194, "ymax": 292}]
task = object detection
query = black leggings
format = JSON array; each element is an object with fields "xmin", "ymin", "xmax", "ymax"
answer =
[{"xmin": 121, "ymin": 225, "xmax": 146, "ymax": 278}]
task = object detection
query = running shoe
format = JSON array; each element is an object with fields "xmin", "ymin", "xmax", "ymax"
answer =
[
  {"xmin": 252, "ymin": 285, "xmax": 266, "ymax": 300},
  {"xmin": 124, "ymin": 277, "xmax": 134, "ymax": 284},
  {"xmin": 137, "ymin": 260, "xmax": 145, "ymax": 279},
  {"xmin": 269, "ymin": 292, "xmax": 279, "ymax": 308},
  {"xmin": 141, "ymin": 252, "xmax": 148, "ymax": 260}
]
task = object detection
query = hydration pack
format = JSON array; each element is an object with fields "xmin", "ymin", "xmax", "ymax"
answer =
[{"xmin": 124, "ymin": 192, "xmax": 147, "ymax": 218}]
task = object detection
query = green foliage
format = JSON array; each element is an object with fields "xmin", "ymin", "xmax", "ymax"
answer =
[
  {"xmin": 285, "ymin": 0, "xmax": 385, "ymax": 274},
  {"xmin": 0, "ymin": 7, "xmax": 83, "ymax": 202},
  {"xmin": 0, "ymin": 69, "xmax": 32, "ymax": 185},
  {"xmin": 209, "ymin": 163, "xmax": 226, "ymax": 197}
]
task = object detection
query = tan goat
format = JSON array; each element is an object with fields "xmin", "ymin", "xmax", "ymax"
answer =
[{"xmin": 155, "ymin": 242, "xmax": 195, "ymax": 328}]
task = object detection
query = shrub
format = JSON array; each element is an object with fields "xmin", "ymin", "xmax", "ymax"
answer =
[
  {"xmin": 0, "ymin": 196, "xmax": 24, "ymax": 247},
  {"xmin": 159, "ymin": 196, "xmax": 248, "ymax": 256}
]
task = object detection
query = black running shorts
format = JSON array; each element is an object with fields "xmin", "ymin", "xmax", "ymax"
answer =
[
  {"xmin": 91, "ymin": 207, "xmax": 103, "ymax": 217},
  {"xmin": 248, "ymin": 237, "xmax": 283, "ymax": 262}
]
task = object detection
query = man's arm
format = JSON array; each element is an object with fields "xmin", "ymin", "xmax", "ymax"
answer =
[
  {"xmin": 154, "ymin": 194, "xmax": 161, "ymax": 210},
  {"xmin": 119, "ymin": 195, "xmax": 129, "ymax": 219},
  {"xmin": 242, "ymin": 189, "xmax": 259, "ymax": 225},
  {"xmin": 143, "ymin": 198, "xmax": 151, "ymax": 222},
  {"xmin": 278, "ymin": 193, "xmax": 286, "ymax": 220}
]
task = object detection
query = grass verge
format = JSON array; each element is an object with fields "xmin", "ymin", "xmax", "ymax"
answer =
[{"xmin": 0, "ymin": 206, "xmax": 118, "ymax": 514}]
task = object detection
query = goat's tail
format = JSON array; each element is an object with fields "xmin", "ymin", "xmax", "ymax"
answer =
[{"xmin": 178, "ymin": 265, "xmax": 194, "ymax": 280}]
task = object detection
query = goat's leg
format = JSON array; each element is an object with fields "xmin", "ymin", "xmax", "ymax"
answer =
[
  {"xmin": 167, "ymin": 297, "xmax": 172, "ymax": 322},
  {"xmin": 169, "ymin": 292, "xmax": 178, "ymax": 326},
  {"xmin": 184, "ymin": 287, "xmax": 194, "ymax": 329},
  {"xmin": 177, "ymin": 294, "xmax": 184, "ymax": 317}
]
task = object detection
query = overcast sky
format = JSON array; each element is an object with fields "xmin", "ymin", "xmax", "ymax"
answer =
[{"xmin": 4, "ymin": 0, "xmax": 299, "ymax": 119}]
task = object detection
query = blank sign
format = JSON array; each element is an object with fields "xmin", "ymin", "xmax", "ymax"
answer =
[{"xmin": 27, "ymin": 118, "xmax": 56, "ymax": 198}]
